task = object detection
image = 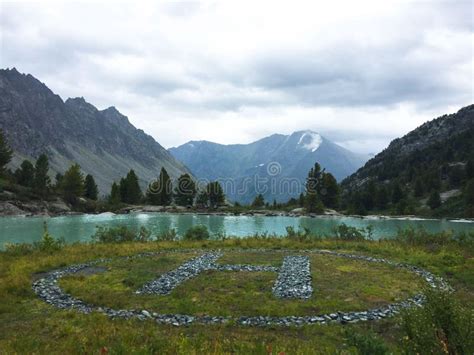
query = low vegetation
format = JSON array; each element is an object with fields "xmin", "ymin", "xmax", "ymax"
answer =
[{"xmin": 0, "ymin": 225, "xmax": 472, "ymax": 353}]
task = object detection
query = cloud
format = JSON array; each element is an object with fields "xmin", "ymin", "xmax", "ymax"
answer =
[{"xmin": 0, "ymin": 0, "xmax": 472, "ymax": 154}]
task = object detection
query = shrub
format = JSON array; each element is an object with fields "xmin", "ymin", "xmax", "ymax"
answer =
[
  {"xmin": 4, "ymin": 242, "xmax": 34, "ymax": 256},
  {"xmin": 91, "ymin": 225, "xmax": 152, "ymax": 243},
  {"xmin": 285, "ymin": 226, "xmax": 319, "ymax": 241},
  {"xmin": 33, "ymin": 222, "xmax": 64, "ymax": 252},
  {"xmin": 183, "ymin": 225, "xmax": 210, "ymax": 240},
  {"xmin": 156, "ymin": 228, "xmax": 178, "ymax": 241},
  {"xmin": 345, "ymin": 330, "xmax": 389, "ymax": 355},
  {"xmin": 393, "ymin": 227, "xmax": 474, "ymax": 251},
  {"xmin": 332, "ymin": 223, "xmax": 372, "ymax": 241},
  {"xmin": 400, "ymin": 288, "xmax": 474, "ymax": 354}
]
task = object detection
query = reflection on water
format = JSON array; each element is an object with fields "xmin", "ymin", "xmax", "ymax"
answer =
[{"xmin": 0, "ymin": 213, "xmax": 472, "ymax": 248}]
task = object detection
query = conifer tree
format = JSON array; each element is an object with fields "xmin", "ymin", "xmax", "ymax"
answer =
[
  {"xmin": 0, "ymin": 129, "xmax": 12, "ymax": 175},
  {"xmin": 14, "ymin": 160, "xmax": 35, "ymax": 187},
  {"xmin": 147, "ymin": 167, "xmax": 173, "ymax": 205},
  {"xmin": 320, "ymin": 172, "xmax": 339, "ymax": 208},
  {"xmin": 251, "ymin": 194, "xmax": 265, "ymax": 208},
  {"xmin": 427, "ymin": 190, "xmax": 441, "ymax": 210},
  {"xmin": 120, "ymin": 169, "xmax": 142, "ymax": 204},
  {"xmin": 305, "ymin": 163, "xmax": 324, "ymax": 213},
  {"xmin": 414, "ymin": 178, "xmax": 424, "ymax": 197},
  {"xmin": 298, "ymin": 192, "xmax": 305, "ymax": 207},
  {"xmin": 109, "ymin": 182, "xmax": 121, "ymax": 204},
  {"xmin": 466, "ymin": 160, "xmax": 474, "ymax": 179},
  {"xmin": 174, "ymin": 173, "xmax": 196, "ymax": 206},
  {"xmin": 34, "ymin": 154, "xmax": 50, "ymax": 197},
  {"xmin": 391, "ymin": 182, "xmax": 404, "ymax": 204},
  {"xmin": 84, "ymin": 174, "xmax": 98, "ymax": 200},
  {"xmin": 206, "ymin": 181, "xmax": 225, "ymax": 207},
  {"xmin": 196, "ymin": 189, "xmax": 209, "ymax": 207},
  {"xmin": 62, "ymin": 163, "xmax": 84, "ymax": 204},
  {"xmin": 375, "ymin": 185, "xmax": 389, "ymax": 209}
]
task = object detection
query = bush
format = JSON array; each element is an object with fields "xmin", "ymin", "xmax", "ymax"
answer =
[
  {"xmin": 91, "ymin": 225, "xmax": 152, "ymax": 243},
  {"xmin": 183, "ymin": 225, "xmax": 210, "ymax": 241},
  {"xmin": 345, "ymin": 330, "xmax": 389, "ymax": 355},
  {"xmin": 34, "ymin": 222, "xmax": 64, "ymax": 252},
  {"xmin": 285, "ymin": 226, "xmax": 319, "ymax": 241},
  {"xmin": 3, "ymin": 242, "xmax": 34, "ymax": 256},
  {"xmin": 400, "ymin": 288, "xmax": 474, "ymax": 354},
  {"xmin": 332, "ymin": 223, "xmax": 373, "ymax": 241},
  {"xmin": 393, "ymin": 227, "xmax": 474, "ymax": 251},
  {"xmin": 156, "ymin": 228, "xmax": 178, "ymax": 241}
]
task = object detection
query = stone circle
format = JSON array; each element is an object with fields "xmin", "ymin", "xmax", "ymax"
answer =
[{"xmin": 32, "ymin": 249, "xmax": 450, "ymax": 327}]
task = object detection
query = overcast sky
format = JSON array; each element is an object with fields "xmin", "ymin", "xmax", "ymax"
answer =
[{"xmin": 0, "ymin": 1, "xmax": 472, "ymax": 154}]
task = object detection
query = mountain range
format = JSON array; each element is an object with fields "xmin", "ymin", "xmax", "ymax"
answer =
[
  {"xmin": 341, "ymin": 104, "xmax": 474, "ymax": 216},
  {"xmin": 0, "ymin": 68, "xmax": 190, "ymax": 194},
  {"xmin": 170, "ymin": 132, "xmax": 368, "ymax": 203}
]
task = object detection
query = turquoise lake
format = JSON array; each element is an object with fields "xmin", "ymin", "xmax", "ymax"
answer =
[{"xmin": 0, "ymin": 213, "xmax": 473, "ymax": 248}]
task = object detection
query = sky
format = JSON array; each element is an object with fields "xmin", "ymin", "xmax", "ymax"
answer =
[{"xmin": 0, "ymin": 0, "xmax": 472, "ymax": 154}]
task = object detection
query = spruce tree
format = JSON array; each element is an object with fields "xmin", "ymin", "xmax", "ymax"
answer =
[
  {"xmin": 466, "ymin": 160, "xmax": 474, "ymax": 179},
  {"xmin": 414, "ymin": 178, "xmax": 424, "ymax": 197},
  {"xmin": 0, "ymin": 129, "xmax": 12, "ymax": 175},
  {"xmin": 120, "ymin": 170, "xmax": 142, "ymax": 204},
  {"xmin": 305, "ymin": 163, "xmax": 324, "ymax": 213},
  {"xmin": 84, "ymin": 174, "xmax": 98, "ymax": 200},
  {"xmin": 34, "ymin": 154, "xmax": 50, "ymax": 197},
  {"xmin": 174, "ymin": 173, "xmax": 196, "ymax": 206},
  {"xmin": 196, "ymin": 189, "xmax": 209, "ymax": 207},
  {"xmin": 427, "ymin": 190, "xmax": 441, "ymax": 210},
  {"xmin": 62, "ymin": 164, "xmax": 84, "ymax": 204},
  {"xmin": 391, "ymin": 182, "xmax": 404, "ymax": 204},
  {"xmin": 375, "ymin": 185, "xmax": 389, "ymax": 210},
  {"xmin": 464, "ymin": 179, "xmax": 474, "ymax": 205},
  {"xmin": 298, "ymin": 192, "xmax": 305, "ymax": 207},
  {"xmin": 207, "ymin": 181, "xmax": 225, "ymax": 207},
  {"xmin": 320, "ymin": 172, "xmax": 339, "ymax": 208},
  {"xmin": 14, "ymin": 160, "xmax": 35, "ymax": 187},
  {"xmin": 251, "ymin": 194, "xmax": 265, "ymax": 208},
  {"xmin": 109, "ymin": 182, "xmax": 121, "ymax": 204}
]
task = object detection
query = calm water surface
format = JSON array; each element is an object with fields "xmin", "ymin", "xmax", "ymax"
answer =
[{"xmin": 0, "ymin": 213, "xmax": 473, "ymax": 248}]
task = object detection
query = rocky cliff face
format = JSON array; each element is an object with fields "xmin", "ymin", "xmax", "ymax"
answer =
[
  {"xmin": 170, "ymin": 131, "xmax": 368, "ymax": 203},
  {"xmin": 0, "ymin": 68, "xmax": 191, "ymax": 194}
]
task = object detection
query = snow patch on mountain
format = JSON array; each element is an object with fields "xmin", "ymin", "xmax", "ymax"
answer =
[{"xmin": 297, "ymin": 132, "xmax": 322, "ymax": 152}]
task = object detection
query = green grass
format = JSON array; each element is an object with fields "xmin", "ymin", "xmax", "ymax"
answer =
[
  {"xmin": 0, "ymin": 237, "xmax": 473, "ymax": 354},
  {"xmin": 59, "ymin": 252, "xmax": 421, "ymax": 317}
]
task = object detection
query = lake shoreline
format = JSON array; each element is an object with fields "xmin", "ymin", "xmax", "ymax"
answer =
[{"xmin": 1, "ymin": 197, "xmax": 473, "ymax": 223}]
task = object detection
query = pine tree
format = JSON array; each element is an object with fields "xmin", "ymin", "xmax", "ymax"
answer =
[
  {"xmin": 174, "ymin": 173, "xmax": 196, "ymax": 206},
  {"xmin": 62, "ymin": 164, "xmax": 84, "ymax": 204},
  {"xmin": 34, "ymin": 154, "xmax": 50, "ymax": 197},
  {"xmin": 196, "ymin": 189, "xmax": 209, "ymax": 207},
  {"xmin": 320, "ymin": 172, "xmax": 339, "ymax": 208},
  {"xmin": 0, "ymin": 129, "xmax": 12, "ymax": 175},
  {"xmin": 14, "ymin": 160, "xmax": 35, "ymax": 187},
  {"xmin": 109, "ymin": 182, "xmax": 121, "ymax": 204},
  {"xmin": 464, "ymin": 179, "xmax": 474, "ymax": 205},
  {"xmin": 375, "ymin": 185, "xmax": 389, "ymax": 209},
  {"xmin": 427, "ymin": 190, "xmax": 441, "ymax": 210},
  {"xmin": 305, "ymin": 163, "xmax": 324, "ymax": 213},
  {"xmin": 54, "ymin": 173, "xmax": 63, "ymax": 190},
  {"xmin": 120, "ymin": 170, "xmax": 142, "ymax": 204},
  {"xmin": 84, "ymin": 174, "xmax": 98, "ymax": 200},
  {"xmin": 414, "ymin": 178, "xmax": 424, "ymax": 197},
  {"xmin": 298, "ymin": 192, "xmax": 305, "ymax": 207},
  {"xmin": 466, "ymin": 160, "xmax": 474, "ymax": 179},
  {"xmin": 391, "ymin": 182, "xmax": 404, "ymax": 204},
  {"xmin": 251, "ymin": 194, "xmax": 265, "ymax": 208},
  {"xmin": 147, "ymin": 167, "xmax": 173, "ymax": 205},
  {"xmin": 207, "ymin": 181, "xmax": 225, "ymax": 207}
]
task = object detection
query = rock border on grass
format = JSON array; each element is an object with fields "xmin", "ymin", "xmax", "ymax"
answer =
[{"xmin": 32, "ymin": 249, "xmax": 450, "ymax": 327}]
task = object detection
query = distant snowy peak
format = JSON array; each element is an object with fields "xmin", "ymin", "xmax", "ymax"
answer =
[{"xmin": 296, "ymin": 131, "xmax": 322, "ymax": 152}]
